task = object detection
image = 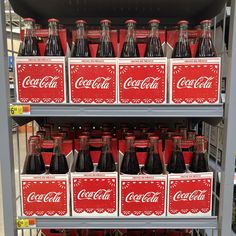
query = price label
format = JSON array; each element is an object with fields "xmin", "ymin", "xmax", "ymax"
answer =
[
  {"xmin": 16, "ymin": 219, "xmax": 29, "ymax": 228},
  {"xmin": 9, "ymin": 105, "xmax": 31, "ymax": 116}
]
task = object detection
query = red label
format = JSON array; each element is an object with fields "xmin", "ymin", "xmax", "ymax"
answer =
[
  {"xmin": 119, "ymin": 60, "xmax": 166, "ymax": 104},
  {"xmin": 16, "ymin": 57, "xmax": 66, "ymax": 103},
  {"xmin": 120, "ymin": 178, "xmax": 166, "ymax": 216},
  {"xmin": 69, "ymin": 59, "xmax": 117, "ymax": 104},
  {"xmin": 170, "ymin": 59, "xmax": 220, "ymax": 104},
  {"xmin": 168, "ymin": 176, "xmax": 212, "ymax": 215},
  {"xmin": 72, "ymin": 176, "xmax": 117, "ymax": 215},
  {"xmin": 22, "ymin": 179, "xmax": 68, "ymax": 216}
]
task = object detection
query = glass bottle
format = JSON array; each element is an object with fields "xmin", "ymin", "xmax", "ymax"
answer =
[
  {"xmin": 96, "ymin": 19, "xmax": 115, "ymax": 57},
  {"xmin": 121, "ymin": 19, "xmax": 140, "ymax": 57},
  {"xmin": 167, "ymin": 136, "xmax": 186, "ymax": 173},
  {"xmin": 144, "ymin": 136, "xmax": 163, "ymax": 174},
  {"xmin": 196, "ymin": 19, "xmax": 217, "ymax": 57},
  {"xmin": 72, "ymin": 20, "xmax": 91, "ymax": 57},
  {"xmin": 49, "ymin": 136, "xmax": 69, "ymax": 174},
  {"xmin": 25, "ymin": 139, "xmax": 45, "ymax": 174},
  {"xmin": 120, "ymin": 136, "xmax": 140, "ymax": 174},
  {"xmin": 172, "ymin": 20, "xmax": 192, "ymax": 58},
  {"xmin": 145, "ymin": 19, "xmax": 164, "ymax": 57},
  {"xmin": 75, "ymin": 136, "xmax": 94, "ymax": 172},
  {"xmin": 190, "ymin": 136, "xmax": 209, "ymax": 172},
  {"xmin": 97, "ymin": 135, "xmax": 116, "ymax": 172},
  {"xmin": 20, "ymin": 18, "xmax": 40, "ymax": 56},
  {"xmin": 45, "ymin": 18, "xmax": 64, "ymax": 56}
]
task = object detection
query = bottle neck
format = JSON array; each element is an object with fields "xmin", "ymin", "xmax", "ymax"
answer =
[
  {"xmin": 202, "ymin": 23, "xmax": 212, "ymax": 38},
  {"xmin": 76, "ymin": 23, "xmax": 86, "ymax": 39},
  {"xmin": 102, "ymin": 138, "xmax": 112, "ymax": 153},
  {"xmin": 101, "ymin": 23, "xmax": 111, "ymax": 42},
  {"xmin": 29, "ymin": 141, "xmax": 39, "ymax": 155},
  {"xmin": 149, "ymin": 23, "xmax": 160, "ymax": 38},
  {"xmin": 24, "ymin": 21, "xmax": 35, "ymax": 37},
  {"xmin": 79, "ymin": 138, "xmax": 89, "ymax": 151},
  {"xmin": 48, "ymin": 22, "xmax": 59, "ymax": 36},
  {"xmin": 53, "ymin": 139, "xmax": 62, "ymax": 154},
  {"xmin": 126, "ymin": 23, "xmax": 136, "ymax": 42},
  {"xmin": 149, "ymin": 139, "xmax": 159, "ymax": 153},
  {"xmin": 196, "ymin": 138, "xmax": 206, "ymax": 153},
  {"xmin": 173, "ymin": 138, "xmax": 182, "ymax": 152},
  {"xmin": 126, "ymin": 139, "xmax": 135, "ymax": 152},
  {"xmin": 178, "ymin": 24, "xmax": 188, "ymax": 42}
]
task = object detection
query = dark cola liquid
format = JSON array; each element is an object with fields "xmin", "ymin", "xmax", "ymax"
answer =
[
  {"xmin": 20, "ymin": 36, "xmax": 40, "ymax": 56},
  {"xmin": 72, "ymin": 38, "xmax": 91, "ymax": 57},
  {"xmin": 144, "ymin": 152, "xmax": 163, "ymax": 174},
  {"xmin": 120, "ymin": 151, "xmax": 140, "ymax": 174},
  {"xmin": 75, "ymin": 150, "xmax": 94, "ymax": 172},
  {"xmin": 97, "ymin": 152, "xmax": 116, "ymax": 172},
  {"xmin": 145, "ymin": 37, "xmax": 164, "ymax": 57},
  {"xmin": 45, "ymin": 35, "xmax": 64, "ymax": 56},
  {"xmin": 190, "ymin": 152, "xmax": 208, "ymax": 172},
  {"xmin": 196, "ymin": 37, "xmax": 217, "ymax": 57},
  {"xmin": 96, "ymin": 42, "xmax": 115, "ymax": 57},
  {"xmin": 121, "ymin": 42, "xmax": 140, "ymax": 58},
  {"xmin": 25, "ymin": 154, "xmax": 45, "ymax": 174},
  {"xmin": 172, "ymin": 41, "xmax": 192, "ymax": 58},
  {"xmin": 167, "ymin": 151, "xmax": 186, "ymax": 173},
  {"xmin": 49, "ymin": 153, "xmax": 69, "ymax": 174}
]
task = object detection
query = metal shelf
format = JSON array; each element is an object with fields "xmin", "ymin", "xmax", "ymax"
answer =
[
  {"xmin": 11, "ymin": 103, "xmax": 224, "ymax": 118},
  {"xmin": 18, "ymin": 216, "xmax": 218, "ymax": 229}
]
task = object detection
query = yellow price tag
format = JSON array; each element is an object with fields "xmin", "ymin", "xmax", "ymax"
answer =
[
  {"xmin": 16, "ymin": 219, "xmax": 29, "ymax": 228},
  {"xmin": 9, "ymin": 105, "xmax": 31, "ymax": 116}
]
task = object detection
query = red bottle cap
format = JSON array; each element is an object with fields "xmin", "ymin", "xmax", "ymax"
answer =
[
  {"xmin": 172, "ymin": 136, "xmax": 182, "ymax": 139},
  {"xmin": 100, "ymin": 19, "xmax": 111, "ymax": 24},
  {"xmin": 125, "ymin": 19, "xmax": 137, "ymax": 24},
  {"xmin": 178, "ymin": 20, "xmax": 189, "ymax": 25},
  {"xmin": 29, "ymin": 135, "xmax": 40, "ymax": 140},
  {"xmin": 79, "ymin": 135, "xmax": 89, "ymax": 139},
  {"xmin": 81, "ymin": 131, "xmax": 90, "ymax": 136},
  {"xmin": 196, "ymin": 135, "xmax": 204, "ymax": 139},
  {"xmin": 102, "ymin": 135, "xmax": 112, "ymax": 139},
  {"xmin": 148, "ymin": 19, "xmax": 160, "ymax": 24},
  {"xmin": 75, "ymin": 19, "xmax": 87, "ymax": 24},
  {"xmin": 149, "ymin": 136, "xmax": 159, "ymax": 140},
  {"xmin": 125, "ymin": 135, "xmax": 135, "ymax": 140},
  {"xmin": 53, "ymin": 136, "xmax": 63, "ymax": 140},
  {"xmin": 200, "ymin": 19, "xmax": 212, "ymax": 24},
  {"xmin": 48, "ymin": 18, "xmax": 59, "ymax": 23},
  {"xmin": 24, "ymin": 18, "xmax": 35, "ymax": 22}
]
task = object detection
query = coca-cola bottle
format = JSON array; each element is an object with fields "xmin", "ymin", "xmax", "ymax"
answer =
[
  {"xmin": 20, "ymin": 18, "xmax": 40, "ymax": 56},
  {"xmin": 97, "ymin": 135, "xmax": 116, "ymax": 172},
  {"xmin": 121, "ymin": 19, "xmax": 140, "ymax": 57},
  {"xmin": 75, "ymin": 136, "xmax": 94, "ymax": 172},
  {"xmin": 49, "ymin": 136, "xmax": 69, "ymax": 174},
  {"xmin": 189, "ymin": 136, "xmax": 209, "ymax": 172},
  {"xmin": 172, "ymin": 20, "xmax": 192, "ymax": 58},
  {"xmin": 196, "ymin": 19, "xmax": 217, "ymax": 57},
  {"xmin": 120, "ymin": 136, "xmax": 140, "ymax": 174},
  {"xmin": 25, "ymin": 138, "xmax": 45, "ymax": 174},
  {"xmin": 72, "ymin": 20, "xmax": 91, "ymax": 57},
  {"xmin": 144, "ymin": 136, "xmax": 163, "ymax": 174},
  {"xmin": 167, "ymin": 136, "xmax": 186, "ymax": 173},
  {"xmin": 45, "ymin": 18, "xmax": 64, "ymax": 56},
  {"xmin": 145, "ymin": 19, "xmax": 164, "ymax": 57},
  {"xmin": 96, "ymin": 19, "xmax": 115, "ymax": 57}
]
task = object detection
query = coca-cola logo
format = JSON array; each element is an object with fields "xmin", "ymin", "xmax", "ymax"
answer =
[
  {"xmin": 22, "ymin": 76, "xmax": 59, "ymax": 88},
  {"xmin": 123, "ymin": 77, "xmax": 160, "ymax": 90},
  {"xmin": 173, "ymin": 190, "xmax": 207, "ymax": 202},
  {"xmin": 75, "ymin": 77, "xmax": 111, "ymax": 89},
  {"xmin": 27, "ymin": 192, "xmax": 62, "ymax": 203},
  {"xmin": 77, "ymin": 189, "xmax": 112, "ymax": 200},
  {"xmin": 176, "ymin": 77, "xmax": 213, "ymax": 89},
  {"xmin": 125, "ymin": 192, "xmax": 160, "ymax": 203}
]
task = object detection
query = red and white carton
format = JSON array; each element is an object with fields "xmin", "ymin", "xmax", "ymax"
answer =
[
  {"xmin": 118, "ymin": 58, "xmax": 167, "ymax": 104},
  {"xmin": 167, "ymin": 172, "xmax": 213, "ymax": 216},
  {"xmin": 120, "ymin": 174, "xmax": 167, "ymax": 217},
  {"xmin": 21, "ymin": 174, "xmax": 70, "ymax": 216},
  {"xmin": 169, "ymin": 58, "xmax": 221, "ymax": 104},
  {"xmin": 68, "ymin": 58, "xmax": 117, "ymax": 104},
  {"xmin": 119, "ymin": 140, "xmax": 167, "ymax": 217},
  {"xmin": 15, "ymin": 57, "xmax": 66, "ymax": 103},
  {"xmin": 71, "ymin": 172, "xmax": 118, "ymax": 217}
]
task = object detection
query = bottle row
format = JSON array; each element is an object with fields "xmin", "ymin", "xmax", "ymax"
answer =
[
  {"xmin": 20, "ymin": 123, "xmax": 212, "ymax": 218},
  {"xmin": 19, "ymin": 18, "xmax": 216, "ymax": 58},
  {"xmin": 42, "ymin": 229, "xmax": 193, "ymax": 236},
  {"xmin": 43, "ymin": 229, "xmax": 193, "ymax": 236}
]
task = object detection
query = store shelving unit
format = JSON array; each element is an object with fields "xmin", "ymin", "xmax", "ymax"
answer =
[{"xmin": 0, "ymin": 0, "xmax": 236, "ymax": 236}]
